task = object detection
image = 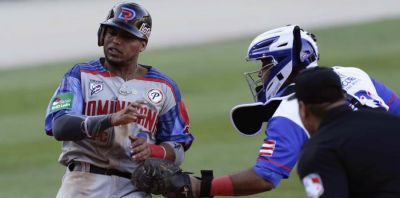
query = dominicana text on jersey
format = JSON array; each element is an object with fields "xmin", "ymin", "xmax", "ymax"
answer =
[{"xmin": 44, "ymin": 59, "xmax": 193, "ymax": 173}]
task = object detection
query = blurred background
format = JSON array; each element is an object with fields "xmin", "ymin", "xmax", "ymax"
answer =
[{"xmin": 1, "ymin": 0, "xmax": 399, "ymax": 197}]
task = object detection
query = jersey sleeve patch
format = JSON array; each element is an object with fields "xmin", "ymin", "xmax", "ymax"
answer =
[
  {"xmin": 50, "ymin": 92, "xmax": 74, "ymax": 112},
  {"xmin": 302, "ymin": 173, "xmax": 324, "ymax": 198},
  {"xmin": 259, "ymin": 140, "xmax": 276, "ymax": 157}
]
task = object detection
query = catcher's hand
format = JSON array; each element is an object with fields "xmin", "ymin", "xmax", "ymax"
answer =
[{"xmin": 132, "ymin": 157, "xmax": 193, "ymax": 198}]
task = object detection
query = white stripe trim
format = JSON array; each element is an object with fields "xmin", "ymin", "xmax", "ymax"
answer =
[
  {"xmin": 262, "ymin": 143, "xmax": 275, "ymax": 148},
  {"xmin": 259, "ymin": 149, "xmax": 273, "ymax": 154},
  {"xmin": 83, "ymin": 117, "xmax": 91, "ymax": 138}
]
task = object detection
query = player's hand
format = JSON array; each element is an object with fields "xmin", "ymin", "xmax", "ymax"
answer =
[
  {"xmin": 129, "ymin": 135, "xmax": 151, "ymax": 162},
  {"xmin": 189, "ymin": 176, "xmax": 201, "ymax": 198},
  {"xmin": 111, "ymin": 101, "xmax": 146, "ymax": 126},
  {"xmin": 153, "ymin": 171, "xmax": 201, "ymax": 198}
]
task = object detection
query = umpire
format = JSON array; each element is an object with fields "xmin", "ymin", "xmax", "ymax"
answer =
[{"xmin": 294, "ymin": 67, "xmax": 400, "ymax": 198}]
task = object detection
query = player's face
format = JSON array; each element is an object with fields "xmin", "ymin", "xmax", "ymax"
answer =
[
  {"xmin": 103, "ymin": 26, "xmax": 147, "ymax": 66},
  {"xmin": 258, "ymin": 57, "xmax": 276, "ymax": 85}
]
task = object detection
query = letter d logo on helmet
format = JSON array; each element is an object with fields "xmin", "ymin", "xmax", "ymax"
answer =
[
  {"xmin": 118, "ymin": 7, "xmax": 136, "ymax": 23},
  {"xmin": 98, "ymin": 2, "xmax": 152, "ymax": 46}
]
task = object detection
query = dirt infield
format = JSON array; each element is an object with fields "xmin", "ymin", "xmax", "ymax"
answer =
[{"xmin": 1, "ymin": 0, "xmax": 399, "ymax": 68}]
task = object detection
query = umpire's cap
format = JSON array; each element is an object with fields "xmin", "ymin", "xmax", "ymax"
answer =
[
  {"xmin": 98, "ymin": 2, "xmax": 152, "ymax": 46},
  {"xmin": 293, "ymin": 67, "xmax": 345, "ymax": 104}
]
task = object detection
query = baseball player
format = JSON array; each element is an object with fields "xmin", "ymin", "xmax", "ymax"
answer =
[
  {"xmin": 44, "ymin": 2, "xmax": 193, "ymax": 198},
  {"xmin": 186, "ymin": 25, "xmax": 400, "ymax": 197}
]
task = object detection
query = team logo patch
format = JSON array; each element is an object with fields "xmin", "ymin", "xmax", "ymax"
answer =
[
  {"xmin": 139, "ymin": 23, "xmax": 151, "ymax": 38},
  {"xmin": 89, "ymin": 80, "xmax": 104, "ymax": 96},
  {"xmin": 336, "ymin": 71, "xmax": 360, "ymax": 91},
  {"xmin": 259, "ymin": 140, "xmax": 276, "ymax": 157},
  {"xmin": 147, "ymin": 89, "xmax": 163, "ymax": 104},
  {"xmin": 118, "ymin": 7, "xmax": 136, "ymax": 23},
  {"xmin": 50, "ymin": 92, "xmax": 74, "ymax": 112},
  {"xmin": 302, "ymin": 173, "xmax": 324, "ymax": 198},
  {"xmin": 354, "ymin": 90, "xmax": 388, "ymax": 110}
]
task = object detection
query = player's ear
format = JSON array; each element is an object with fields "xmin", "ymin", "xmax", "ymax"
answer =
[
  {"xmin": 139, "ymin": 40, "xmax": 147, "ymax": 52},
  {"xmin": 298, "ymin": 101, "xmax": 315, "ymax": 134},
  {"xmin": 299, "ymin": 101, "xmax": 308, "ymax": 123}
]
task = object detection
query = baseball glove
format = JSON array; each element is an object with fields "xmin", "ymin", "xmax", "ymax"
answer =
[{"xmin": 132, "ymin": 157, "xmax": 193, "ymax": 198}]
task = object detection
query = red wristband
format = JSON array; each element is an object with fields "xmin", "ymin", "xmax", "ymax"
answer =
[
  {"xmin": 149, "ymin": 144, "xmax": 166, "ymax": 159},
  {"xmin": 210, "ymin": 176, "xmax": 234, "ymax": 196}
]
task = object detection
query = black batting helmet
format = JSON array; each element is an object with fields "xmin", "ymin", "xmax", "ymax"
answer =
[{"xmin": 98, "ymin": 2, "xmax": 152, "ymax": 46}]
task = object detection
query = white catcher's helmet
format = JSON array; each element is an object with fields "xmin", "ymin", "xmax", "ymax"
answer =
[{"xmin": 245, "ymin": 25, "xmax": 319, "ymax": 102}]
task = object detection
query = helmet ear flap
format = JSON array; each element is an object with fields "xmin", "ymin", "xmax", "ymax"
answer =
[
  {"xmin": 97, "ymin": 25, "xmax": 105, "ymax": 46},
  {"xmin": 97, "ymin": 7, "xmax": 115, "ymax": 47},
  {"xmin": 292, "ymin": 26, "xmax": 304, "ymax": 68},
  {"xmin": 292, "ymin": 26, "xmax": 319, "ymax": 69},
  {"xmin": 98, "ymin": 8, "xmax": 117, "ymax": 46}
]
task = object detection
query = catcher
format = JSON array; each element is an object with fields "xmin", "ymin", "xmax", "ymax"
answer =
[{"xmin": 133, "ymin": 25, "xmax": 400, "ymax": 198}]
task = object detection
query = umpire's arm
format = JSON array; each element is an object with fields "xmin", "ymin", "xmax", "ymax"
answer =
[{"xmin": 297, "ymin": 146, "xmax": 349, "ymax": 197}]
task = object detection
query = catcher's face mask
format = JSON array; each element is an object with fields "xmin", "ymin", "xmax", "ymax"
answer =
[
  {"xmin": 245, "ymin": 25, "xmax": 319, "ymax": 103},
  {"xmin": 244, "ymin": 56, "xmax": 277, "ymax": 102}
]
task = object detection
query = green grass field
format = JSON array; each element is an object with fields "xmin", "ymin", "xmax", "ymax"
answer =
[{"xmin": 1, "ymin": 18, "xmax": 400, "ymax": 197}]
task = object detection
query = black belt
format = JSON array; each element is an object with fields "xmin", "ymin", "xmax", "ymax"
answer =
[{"xmin": 68, "ymin": 162, "xmax": 131, "ymax": 179}]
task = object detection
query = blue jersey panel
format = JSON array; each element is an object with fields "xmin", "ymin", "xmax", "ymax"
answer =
[
  {"xmin": 371, "ymin": 77, "xmax": 400, "ymax": 116},
  {"xmin": 253, "ymin": 116, "xmax": 308, "ymax": 187},
  {"xmin": 145, "ymin": 68, "xmax": 182, "ymax": 101},
  {"xmin": 146, "ymin": 67, "xmax": 193, "ymax": 149},
  {"xmin": 156, "ymin": 106, "xmax": 193, "ymax": 145},
  {"xmin": 44, "ymin": 67, "xmax": 84, "ymax": 135},
  {"xmin": 44, "ymin": 60, "xmax": 104, "ymax": 135}
]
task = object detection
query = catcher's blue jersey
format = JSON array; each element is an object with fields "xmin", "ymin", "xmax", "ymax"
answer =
[
  {"xmin": 253, "ymin": 98, "xmax": 308, "ymax": 187},
  {"xmin": 253, "ymin": 66, "xmax": 400, "ymax": 187},
  {"xmin": 371, "ymin": 78, "xmax": 400, "ymax": 115}
]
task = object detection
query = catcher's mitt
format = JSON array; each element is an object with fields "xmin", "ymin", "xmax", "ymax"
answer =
[{"xmin": 132, "ymin": 158, "xmax": 193, "ymax": 198}]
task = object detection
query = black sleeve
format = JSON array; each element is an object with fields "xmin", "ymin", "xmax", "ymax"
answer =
[
  {"xmin": 297, "ymin": 145, "xmax": 349, "ymax": 198},
  {"xmin": 53, "ymin": 114, "xmax": 113, "ymax": 141},
  {"xmin": 53, "ymin": 114, "xmax": 86, "ymax": 141}
]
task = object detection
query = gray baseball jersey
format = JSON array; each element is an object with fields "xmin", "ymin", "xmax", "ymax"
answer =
[{"xmin": 45, "ymin": 59, "xmax": 193, "ymax": 196}]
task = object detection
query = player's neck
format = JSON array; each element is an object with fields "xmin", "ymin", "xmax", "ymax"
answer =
[{"xmin": 105, "ymin": 61, "xmax": 142, "ymax": 81}]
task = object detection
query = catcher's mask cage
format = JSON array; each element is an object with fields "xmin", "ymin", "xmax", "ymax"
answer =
[
  {"xmin": 245, "ymin": 25, "xmax": 319, "ymax": 102},
  {"xmin": 98, "ymin": 2, "xmax": 152, "ymax": 46}
]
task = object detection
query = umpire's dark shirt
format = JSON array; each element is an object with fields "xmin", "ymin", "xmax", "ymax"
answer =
[{"xmin": 298, "ymin": 105, "xmax": 400, "ymax": 198}]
